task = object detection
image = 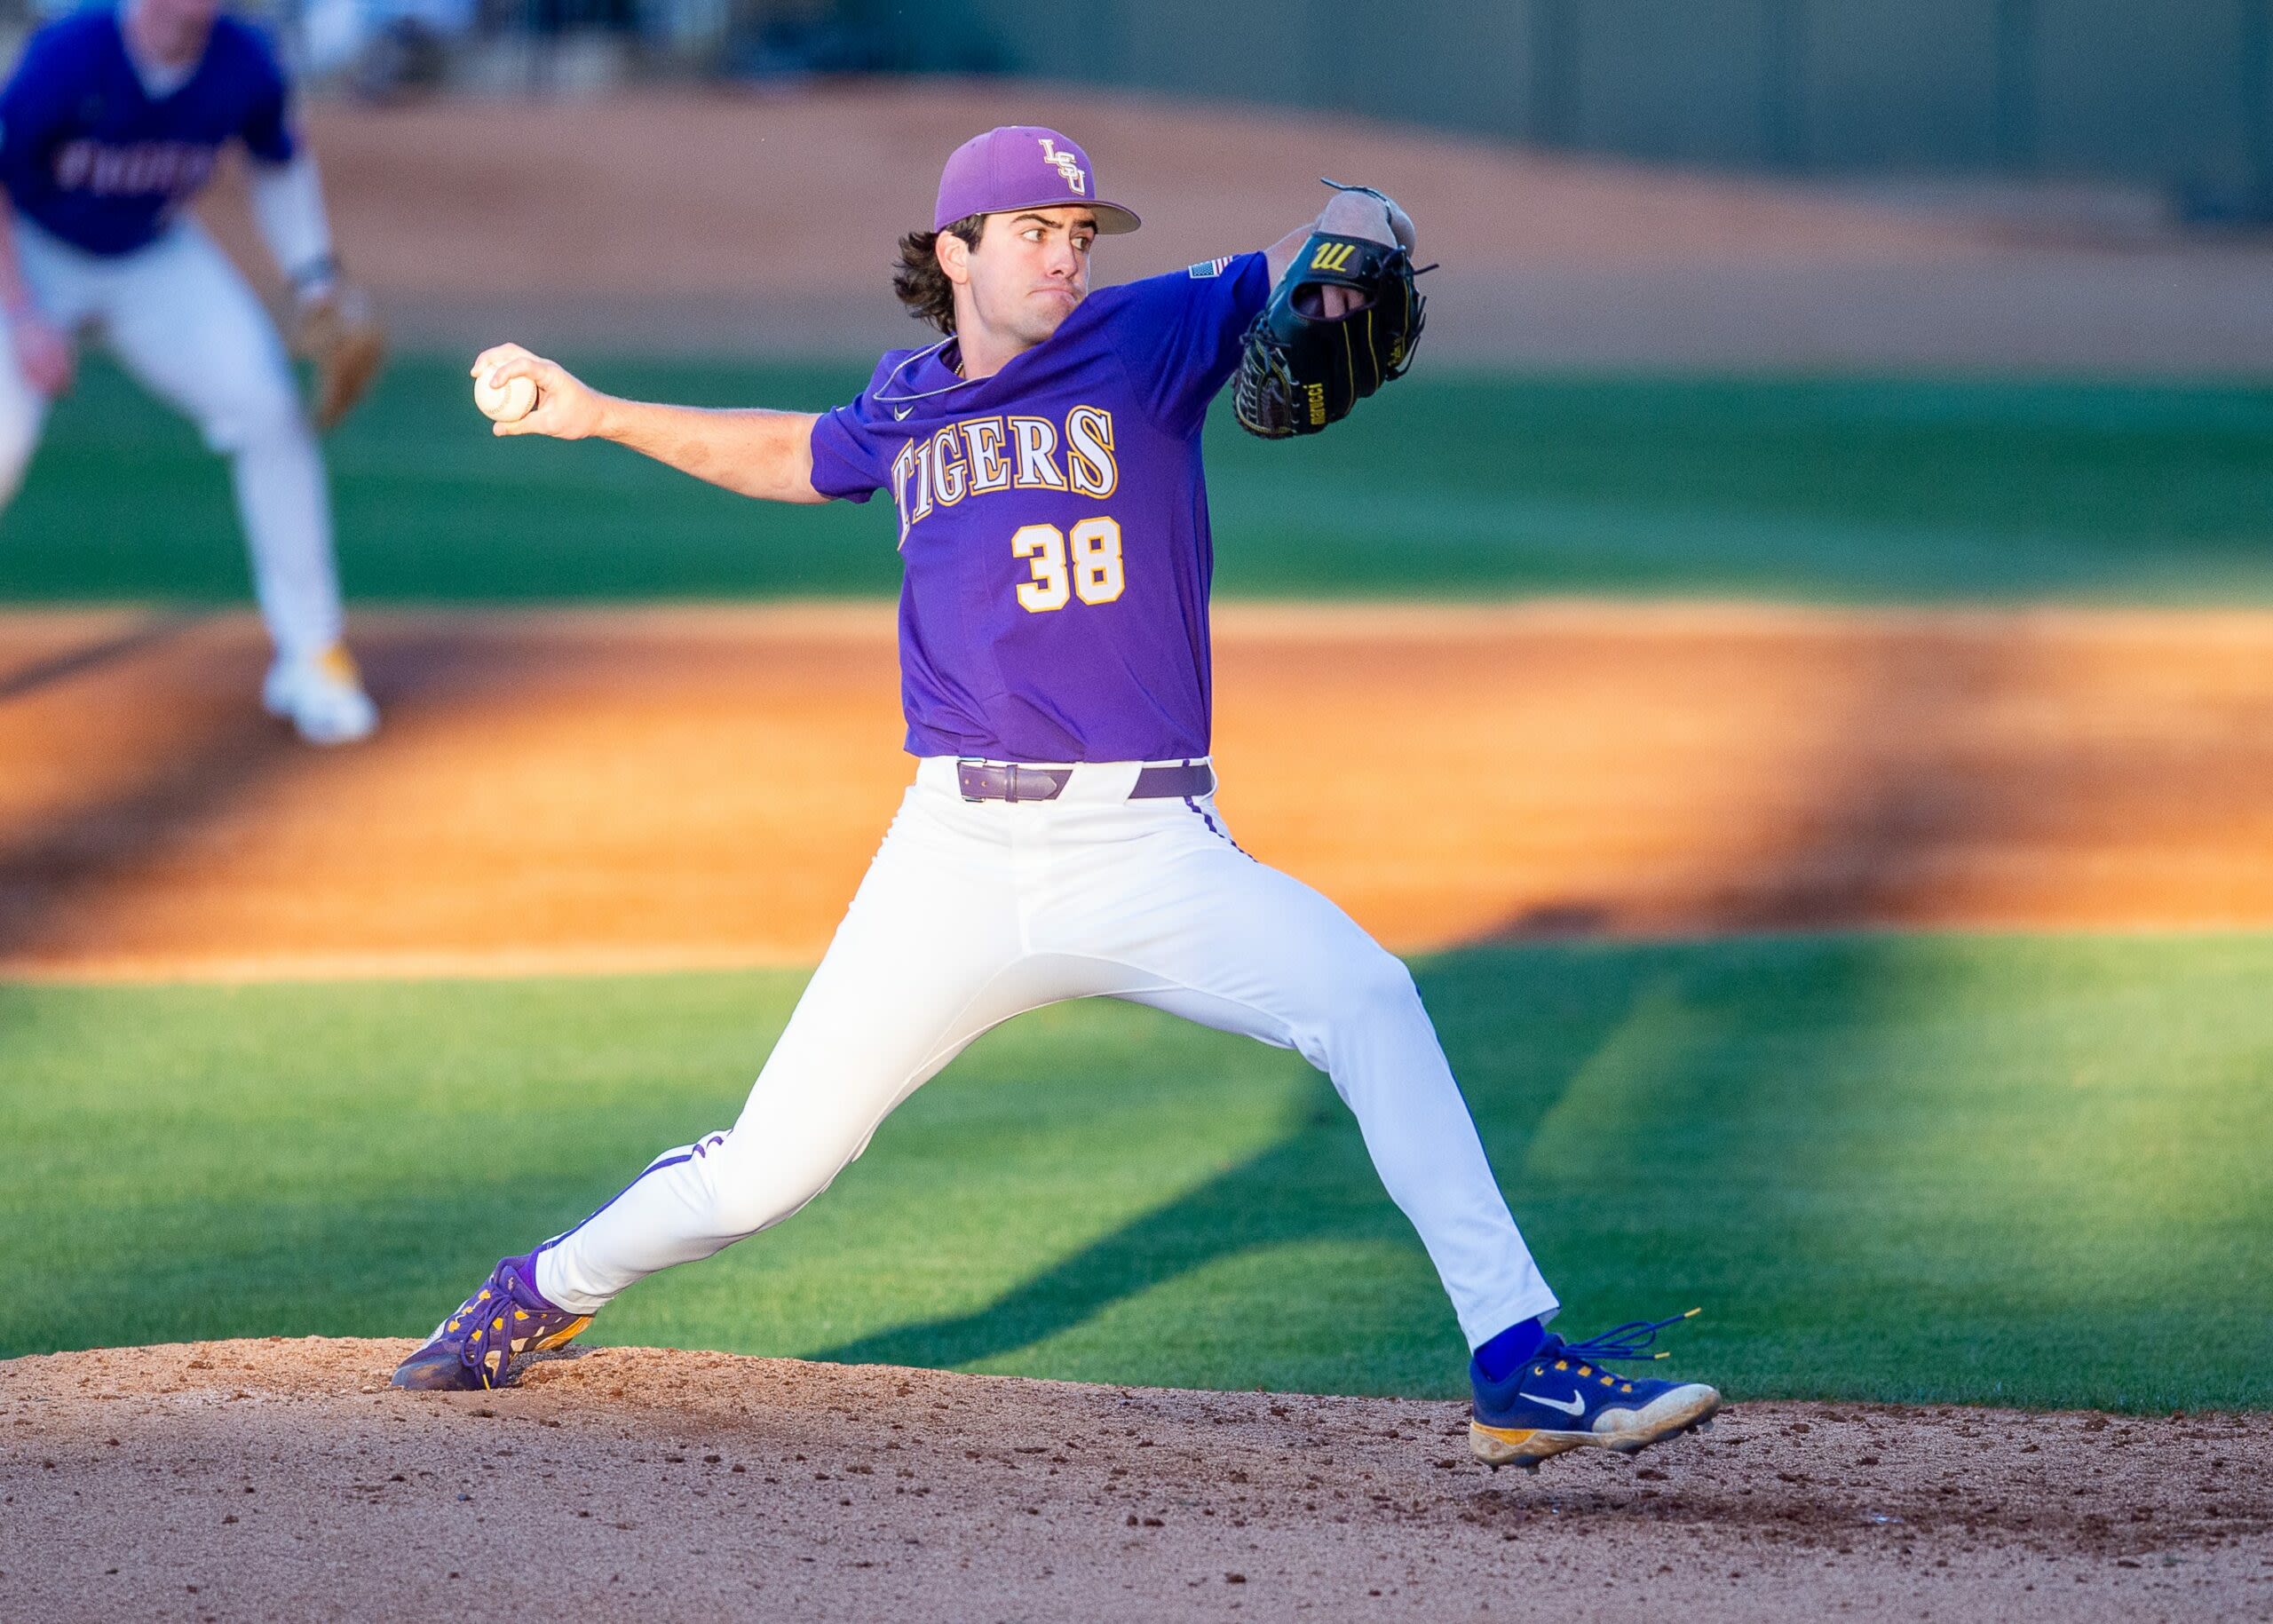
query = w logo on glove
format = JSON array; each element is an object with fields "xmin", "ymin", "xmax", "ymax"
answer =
[{"xmin": 1234, "ymin": 232, "xmax": 1427, "ymax": 440}]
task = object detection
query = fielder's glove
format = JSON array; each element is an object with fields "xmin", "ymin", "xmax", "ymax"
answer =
[
  {"xmin": 292, "ymin": 281, "xmax": 388, "ymax": 432},
  {"xmin": 1233, "ymin": 184, "xmax": 1428, "ymax": 440}
]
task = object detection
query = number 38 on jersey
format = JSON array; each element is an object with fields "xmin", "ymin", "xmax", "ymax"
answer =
[{"xmin": 1012, "ymin": 517, "xmax": 1124, "ymax": 612}]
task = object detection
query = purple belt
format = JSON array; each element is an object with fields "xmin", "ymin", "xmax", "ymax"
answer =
[{"xmin": 955, "ymin": 760, "xmax": 1216, "ymax": 803}]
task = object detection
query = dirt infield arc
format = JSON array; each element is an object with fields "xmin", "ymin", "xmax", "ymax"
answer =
[
  {"xmin": 5, "ymin": 601, "xmax": 2273, "ymax": 983},
  {"xmin": 3, "ymin": 1340, "xmax": 2269, "ymax": 1621}
]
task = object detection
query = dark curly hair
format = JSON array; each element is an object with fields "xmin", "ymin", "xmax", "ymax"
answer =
[{"xmin": 892, "ymin": 213, "xmax": 986, "ymax": 335}]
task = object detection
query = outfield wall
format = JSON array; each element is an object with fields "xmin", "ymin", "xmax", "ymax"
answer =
[{"xmin": 900, "ymin": 0, "xmax": 2269, "ymax": 195}]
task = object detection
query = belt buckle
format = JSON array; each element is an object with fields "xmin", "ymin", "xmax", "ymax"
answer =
[{"xmin": 954, "ymin": 758, "xmax": 1065, "ymax": 803}]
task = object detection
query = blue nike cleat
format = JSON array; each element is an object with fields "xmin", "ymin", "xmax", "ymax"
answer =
[
  {"xmin": 1469, "ymin": 1309, "xmax": 1721, "ymax": 1471},
  {"xmin": 390, "ymin": 1250, "xmax": 593, "ymax": 1391}
]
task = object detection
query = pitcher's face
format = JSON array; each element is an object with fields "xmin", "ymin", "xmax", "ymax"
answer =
[{"xmin": 947, "ymin": 207, "xmax": 1098, "ymax": 350}]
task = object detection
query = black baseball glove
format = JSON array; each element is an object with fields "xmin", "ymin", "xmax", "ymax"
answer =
[{"xmin": 1233, "ymin": 190, "xmax": 1428, "ymax": 440}]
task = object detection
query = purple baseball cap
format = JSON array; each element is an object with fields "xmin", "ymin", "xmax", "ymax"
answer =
[{"xmin": 933, "ymin": 125, "xmax": 1142, "ymax": 234}]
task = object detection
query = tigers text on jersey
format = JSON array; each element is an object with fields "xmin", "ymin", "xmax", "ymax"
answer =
[
  {"xmin": 0, "ymin": 8, "xmax": 295, "ymax": 257},
  {"xmin": 808, "ymin": 251, "xmax": 1270, "ymax": 764}
]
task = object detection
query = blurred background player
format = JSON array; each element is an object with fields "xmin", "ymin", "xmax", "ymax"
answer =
[{"xmin": 0, "ymin": 0, "xmax": 384, "ymax": 744}]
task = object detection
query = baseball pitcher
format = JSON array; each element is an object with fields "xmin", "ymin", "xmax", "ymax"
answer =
[
  {"xmin": 0, "ymin": 0, "xmax": 384, "ymax": 744},
  {"xmin": 396, "ymin": 126, "xmax": 1720, "ymax": 1471}
]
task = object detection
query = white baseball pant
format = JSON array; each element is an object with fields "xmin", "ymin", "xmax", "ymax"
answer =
[
  {"xmin": 0, "ymin": 217, "xmax": 343, "ymax": 661},
  {"xmin": 535, "ymin": 758, "xmax": 1561, "ymax": 1350}
]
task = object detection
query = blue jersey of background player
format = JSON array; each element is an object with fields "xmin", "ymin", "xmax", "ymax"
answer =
[
  {"xmin": 0, "ymin": 4, "xmax": 294, "ymax": 257},
  {"xmin": 0, "ymin": 0, "xmax": 383, "ymax": 745}
]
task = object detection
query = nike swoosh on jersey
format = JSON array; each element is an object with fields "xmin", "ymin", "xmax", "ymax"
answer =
[
  {"xmin": 892, "ymin": 405, "xmax": 915, "ymax": 420},
  {"xmin": 1516, "ymin": 1390, "xmax": 1588, "ymax": 1416}
]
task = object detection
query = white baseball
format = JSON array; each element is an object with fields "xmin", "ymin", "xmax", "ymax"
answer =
[{"xmin": 475, "ymin": 371, "xmax": 538, "ymax": 424}]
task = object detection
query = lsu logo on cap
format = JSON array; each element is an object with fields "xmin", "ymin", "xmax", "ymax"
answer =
[{"xmin": 1037, "ymin": 136, "xmax": 1089, "ymax": 196}]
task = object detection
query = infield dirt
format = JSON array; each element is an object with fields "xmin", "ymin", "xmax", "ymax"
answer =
[
  {"xmin": 4, "ymin": 1338, "xmax": 2268, "ymax": 1621},
  {"xmin": 193, "ymin": 83, "xmax": 2273, "ymax": 371},
  {"xmin": 5, "ymin": 601, "xmax": 2273, "ymax": 982}
]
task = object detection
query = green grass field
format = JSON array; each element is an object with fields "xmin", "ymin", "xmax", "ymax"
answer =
[
  {"xmin": 5, "ymin": 356, "xmax": 2273, "ymax": 603},
  {"xmin": 5, "ymin": 932, "xmax": 2269, "ymax": 1413},
  {"xmin": 6, "ymin": 359, "xmax": 2269, "ymax": 1415}
]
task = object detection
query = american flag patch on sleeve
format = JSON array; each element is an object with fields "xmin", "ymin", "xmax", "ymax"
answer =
[{"xmin": 1185, "ymin": 257, "xmax": 1235, "ymax": 279}]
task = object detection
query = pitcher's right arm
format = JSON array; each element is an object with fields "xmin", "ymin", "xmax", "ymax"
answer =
[{"xmin": 471, "ymin": 343, "xmax": 826, "ymax": 504}]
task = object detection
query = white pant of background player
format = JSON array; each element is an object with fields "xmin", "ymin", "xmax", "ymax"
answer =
[
  {"xmin": 0, "ymin": 216, "xmax": 361, "ymax": 737},
  {"xmin": 537, "ymin": 758, "xmax": 1563, "ymax": 1351}
]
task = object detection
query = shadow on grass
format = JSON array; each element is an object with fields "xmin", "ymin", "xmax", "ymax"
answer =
[
  {"xmin": 810, "ymin": 1086, "xmax": 1379, "ymax": 1372},
  {"xmin": 809, "ymin": 967, "xmax": 1665, "ymax": 1375}
]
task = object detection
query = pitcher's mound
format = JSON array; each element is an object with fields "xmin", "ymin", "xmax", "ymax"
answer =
[{"xmin": 3, "ymin": 1337, "xmax": 2266, "ymax": 1620}]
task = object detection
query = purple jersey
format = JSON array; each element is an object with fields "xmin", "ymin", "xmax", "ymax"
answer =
[
  {"xmin": 0, "ymin": 8, "xmax": 295, "ymax": 258},
  {"xmin": 811, "ymin": 251, "xmax": 1270, "ymax": 763}
]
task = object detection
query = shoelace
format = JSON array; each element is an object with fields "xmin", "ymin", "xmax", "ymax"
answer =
[
  {"xmin": 1556, "ymin": 1307, "xmax": 1703, "ymax": 1365},
  {"xmin": 449, "ymin": 1271, "xmax": 525, "ymax": 1387}
]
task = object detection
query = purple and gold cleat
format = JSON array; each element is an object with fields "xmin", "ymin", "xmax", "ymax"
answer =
[{"xmin": 390, "ymin": 1250, "xmax": 592, "ymax": 1390}]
